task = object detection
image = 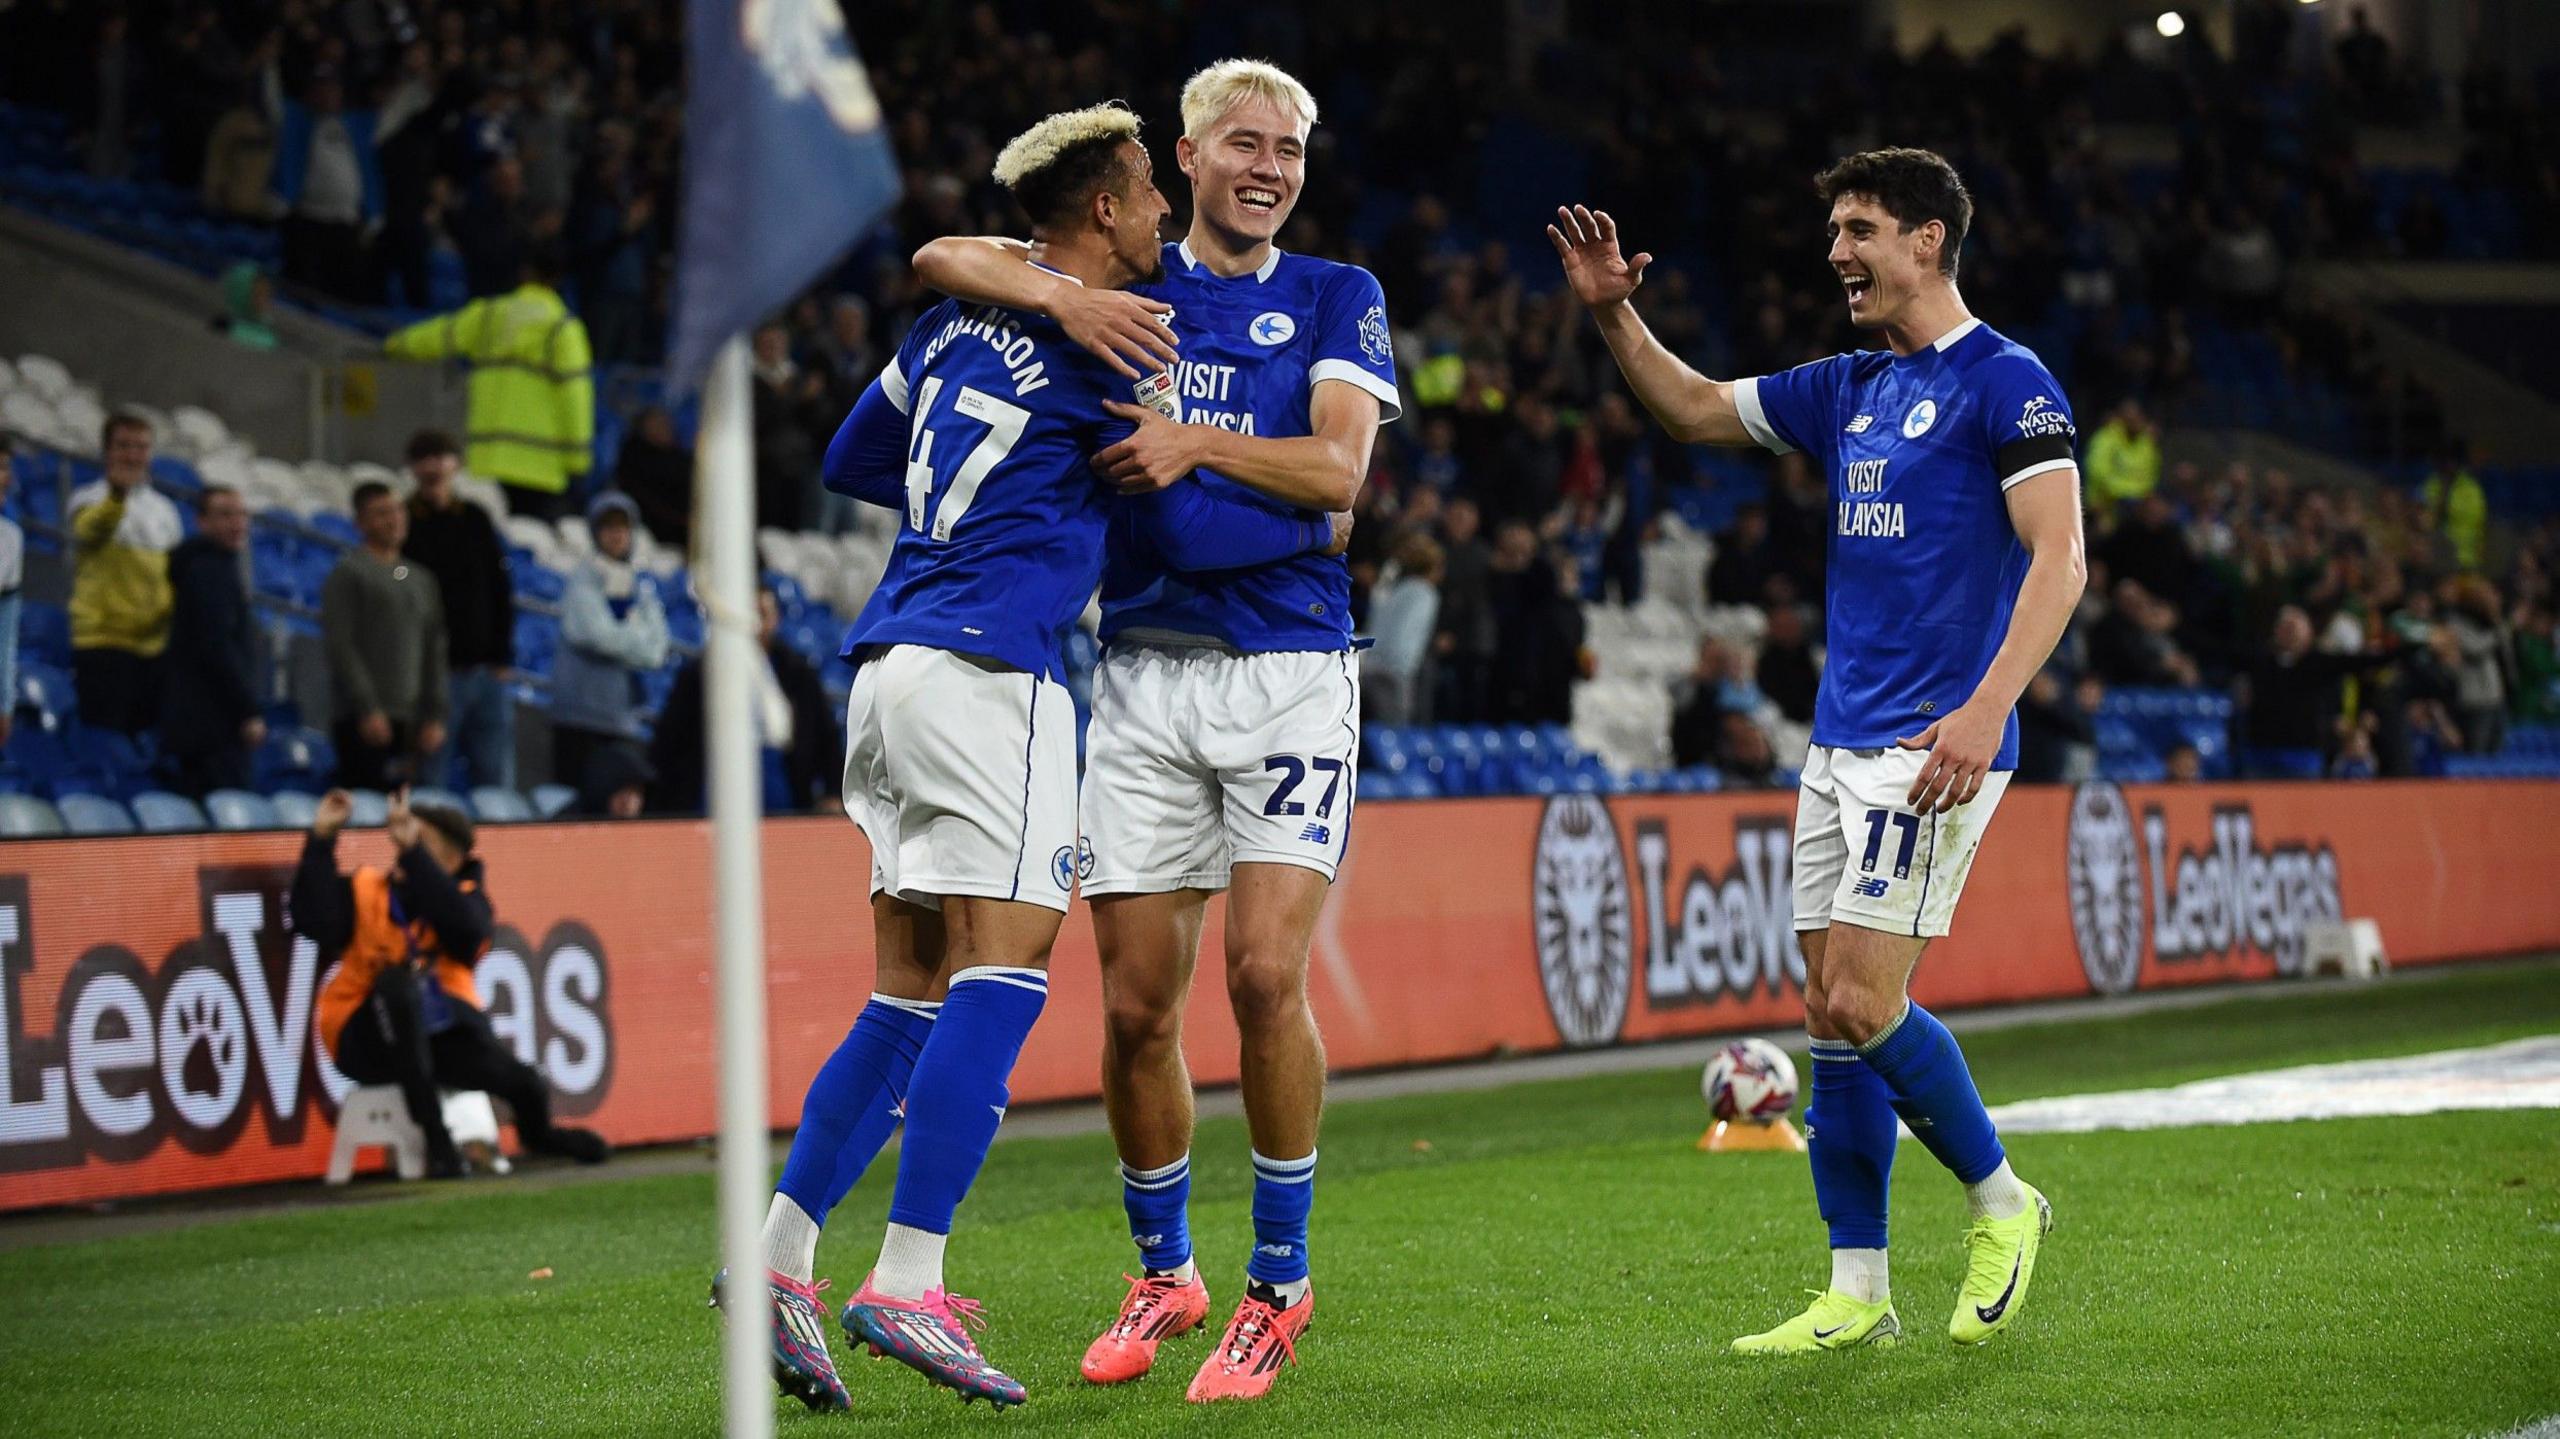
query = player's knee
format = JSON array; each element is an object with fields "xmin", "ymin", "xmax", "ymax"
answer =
[
  {"xmin": 1819, "ymin": 978, "xmax": 1901, "ymax": 1046},
  {"xmin": 1102, "ymin": 986, "xmax": 1182, "ymax": 1059},
  {"xmin": 1224, "ymin": 950, "xmax": 1309, "ymax": 1030}
]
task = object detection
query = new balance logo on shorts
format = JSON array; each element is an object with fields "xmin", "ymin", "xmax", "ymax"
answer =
[
  {"xmin": 1298, "ymin": 823, "xmax": 1330, "ymax": 844},
  {"xmin": 1851, "ymin": 876, "xmax": 1891, "ymax": 898}
]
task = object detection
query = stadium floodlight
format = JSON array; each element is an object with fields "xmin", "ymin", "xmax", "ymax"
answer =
[{"xmin": 2156, "ymin": 11, "xmax": 2188, "ymax": 37}]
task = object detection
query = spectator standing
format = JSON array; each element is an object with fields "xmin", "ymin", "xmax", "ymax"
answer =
[
  {"xmin": 550, "ymin": 492, "xmax": 666, "ymax": 793},
  {"xmin": 2015, "ymin": 669, "xmax": 2095, "ymax": 785},
  {"xmin": 2083, "ymin": 398, "xmax": 2161, "ymax": 519},
  {"xmin": 1707, "ymin": 504, "xmax": 1780, "ymax": 609},
  {"xmin": 1364, "ymin": 535, "xmax": 1445, "ymax": 725},
  {"xmin": 383, "ymin": 248, "xmax": 594, "ymax": 520},
  {"xmin": 213, "ymin": 263, "xmax": 281, "ymax": 351},
  {"xmin": 268, "ymin": 68, "xmax": 384, "ymax": 303},
  {"xmin": 1433, "ymin": 496, "xmax": 1496, "ymax": 722},
  {"xmin": 69, "ymin": 415, "xmax": 180, "ymax": 737},
  {"xmin": 160, "ymin": 487, "xmax": 264, "ymax": 797},
  {"xmin": 0, "ymin": 437, "xmax": 20, "ymax": 748},
  {"xmin": 2240, "ymin": 606, "xmax": 2382, "ymax": 775},
  {"xmin": 2441, "ymin": 575, "xmax": 2511, "ymax": 754},
  {"xmin": 647, "ymin": 586, "xmax": 834, "ymax": 815},
  {"xmin": 749, "ymin": 321, "xmax": 829, "ymax": 533},
  {"xmin": 324, "ymin": 482, "xmax": 449, "ymax": 788},
  {"xmin": 613, "ymin": 406, "xmax": 693, "ymax": 549},
  {"xmin": 400, "ymin": 431, "xmax": 517, "ymax": 790},
  {"xmin": 2420, "ymin": 442, "xmax": 2489, "ymax": 572},
  {"xmin": 1756, "ymin": 602, "xmax": 1820, "ymax": 724}
]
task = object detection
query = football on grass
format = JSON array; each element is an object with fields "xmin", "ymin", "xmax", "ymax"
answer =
[{"xmin": 1703, "ymin": 1039, "xmax": 1799, "ymax": 1125}]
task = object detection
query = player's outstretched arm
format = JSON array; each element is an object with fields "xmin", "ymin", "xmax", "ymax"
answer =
[
  {"xmin": 1899, "ymin": 468, "xmax": 2089, "ymax": 812},
  {"xmin": 1548, "ymin": 206, "xmax": 1753, "ymax": 446},
  {"xmin": 910, "ymin": 235, "xmax": 1179, "ymax": 380},
  {"xmin": 1094, "ymin": 381, "xmax": 1379, "ymax": 512}
]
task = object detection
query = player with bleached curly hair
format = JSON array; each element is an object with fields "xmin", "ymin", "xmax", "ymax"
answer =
[{"xmin": 913, "ymin": 57, "xmax": 1400, "ymax": 1404}]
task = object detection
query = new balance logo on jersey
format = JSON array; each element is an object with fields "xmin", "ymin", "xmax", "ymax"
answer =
[
  {"xmin": 1298, "ymin": 823, "xmax": 1331, "ymax": 844},
  {"xmin": 1845, "ymin": 414, "xmax": 1875, "ymax": 434},
  {"xmin": 1852, "ymin": 876, "xmax": 1891, "ymax": 899}
]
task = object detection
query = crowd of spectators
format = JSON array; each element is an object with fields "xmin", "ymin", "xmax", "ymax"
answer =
[{"xmin": 4, "ymin": 1, "xmax": 2557, "ymax": 795}]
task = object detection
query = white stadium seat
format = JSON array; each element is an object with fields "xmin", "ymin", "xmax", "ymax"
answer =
[
  {"xmin": 14, "ymin": 353, "xmax": 72, "ymax": 401},
  {"xmin": 171, "ymin": 404, "xmax": 231, "ymax": 456}
]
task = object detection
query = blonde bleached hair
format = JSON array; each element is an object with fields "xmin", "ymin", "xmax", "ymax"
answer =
[
  {"xmin": 991, "ymin": 102, "xmax": 1143, "ymax": 191},
  {"xmin": 1179, "ymin": 59, "xmax": 1317, "ymax": 141}
]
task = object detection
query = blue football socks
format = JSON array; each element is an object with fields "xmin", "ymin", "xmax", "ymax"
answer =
[
  {"xmin": 1806, "ymin": 1036, "xmax": 1896, "ymax": 1251},
  {"xmin": 1121, "ymin": 1154, "xmax": 1194, "ymax": 1273},
  {"xmin": 1857, "ymin": 1001, "xmax": 2007, "ymax": 1186},
  {"xmin": 775, "ymin": 995, "xmax": 938, "ymax": 1231},
  {"xmin": 1246, "ymin": 1149, "xmax": 1317, "ymax": 1289},
  {"xmin": 884, "ymin": 966, "xmax": 1050, "ymax": 1240}
]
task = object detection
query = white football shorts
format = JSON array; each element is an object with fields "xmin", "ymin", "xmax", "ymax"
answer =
[
  {"xmin": 841, "ymin": 643, "xmax": 1081, "ymax": 914},
  {"xmin": 1792, "ymin": 743, "xmax": 2013, "ymax": 939},
  {"xmin": 1081, "ymin": 641, "xmax": 1361, "ymax": 894}
]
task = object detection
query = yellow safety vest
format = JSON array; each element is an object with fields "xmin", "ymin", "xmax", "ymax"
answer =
[{"xmin": 387, "ymin": 284, "xmax": 595, "ymax": 494}]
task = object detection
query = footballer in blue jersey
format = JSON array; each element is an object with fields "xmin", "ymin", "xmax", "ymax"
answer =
[
  {"xmin": 913, "ymin": 59, "xmax": 1396, "ymax": 1403},
  {"xmin": 741, "ymin": 105, "xmax": 1338, "ymax": 1414},
  {"xmin": 1556, "ymin": 148, "xmax": 2085, "ymax": 1354}
]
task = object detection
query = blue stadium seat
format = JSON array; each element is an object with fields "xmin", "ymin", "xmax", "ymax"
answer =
[
  {"xmin": 205, "ymin": 789, "xmax": 280, "ymax": 830},
  {"xmin": 55, "ymin": 792, "xmax": 136, "ymax": 834},
  {"xmin": 308, "ymin": 512, "xmax": 361, "ymax": 547},
  {"xmin": 470, "ymin": 786, "xmax": 535, "ymax": 822},
  {"xmin": 130, "ymin": 791, "xmax": 208, "ymax": 833},
  {"xmin": 408, "ymin": 785, "xmax": 472, "ymax": 817},
  {"xmin": 530, "ymin": 782, "xmax": 577, "ymax": 818},
  {"xmin": 18, "ymin": 602, "xmax": 70, "ymax": 663},
  {"xmin": 256, "ymin": 726, "xmax": 335, "ymax": 791},
  {"xmin": 269, "ymin": 790, "xmax": 319, "ymax": 828},
  {"xmin": 346, "ymin": 789, "xmax": 389, "ymax": 826},
  {"xmin": 0, "ymin": 793, "xmax": 65, "ymax": 836}
]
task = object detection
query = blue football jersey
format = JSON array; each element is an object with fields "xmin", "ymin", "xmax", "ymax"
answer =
[
  {"xmin": 843, "ymin": 297, "xmax": 1142, "ymax": 679},
  {"xmin": 1735, "ymin": 319, "xmax": 2078, "ymax": 770},
  {"xmin": 1098, "ymin": 242, "xmax": 1402, "ymax": 652}
]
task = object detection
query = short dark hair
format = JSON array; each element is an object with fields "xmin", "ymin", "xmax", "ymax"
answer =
[
  {"xmin": 351, "ymin": 479, "xmax": 395, "ymax": 512},
  {"xmin": 406, "ymin": 428, "xmax": 461, "ymax": 462},
  {"xmin": 412, "ymin": 802, "xmax": 475, "ymax": 856},
  {"xmin": 1814, "ymin": 147, "xmax": 1973, "ymax": 279},
  {"xmin": 1010, "ymin": 137, "xmax": 1137, "ymax": 230},
  {"xmin": 102, "ymin": 412, "xmax": 152, "ymax": 452},
  {"xmin": 195, "ymin": 484, "xmax": 244, "ymax": 516}
]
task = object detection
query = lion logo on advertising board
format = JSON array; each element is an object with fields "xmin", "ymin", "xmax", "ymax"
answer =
[
  {"xmin": 1531, "ymin": 795, "xmax": 1633, "ymax": 1048},
  {"xmin": 2065, "ymin": 782, "xmax": 2146, "ymax": 995}
]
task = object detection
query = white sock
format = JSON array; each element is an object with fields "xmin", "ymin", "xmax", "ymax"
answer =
[
  {"xmin": 1258, "ymin": 1275, "xmax": 1312, "ymax": 1308},
  {"xmin": 761, "ymin": 1193, "xmax": 820, "ymax": 1285},
  {"xmin": 873, "ymin": 1222, "xmax": 948, "ymax": 1300},
  {"xmin": 1830, "ymin": 1247, "xmax": 1890, "ymax": 1304},
  {"xmin": 1148, "ymin": 1257, "xmax": 1199, "ymax": 1283},
  {"xmin": 1966, "ymin": 1160, "xmax": 2030, "ymax": 1221}
]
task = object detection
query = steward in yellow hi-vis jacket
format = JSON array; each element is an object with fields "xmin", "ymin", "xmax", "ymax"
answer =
[
  {"xmin": 296, "ymin": 787, "xmax": 609, "ymax": 1177},
  {"xmin": 384, "ymin": 249, "xmax": 594, "ymax": 520}
]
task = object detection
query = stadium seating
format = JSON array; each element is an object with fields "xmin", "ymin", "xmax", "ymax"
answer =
[
  {"xmin": 204, "ymin": 789, "xmax": 281, "ymax": 831},
  {"xmin": 530, "ymin": 783, "xmax": 578, "ymax": 818},
  {"xmin": 55, "ymin": 793, "xmax": 136, "ymax": 834},
  {"xmin": 130, "ymin": 791, "xmax": 209, "ymax": 833},
  {"xmin": 269, "ymin": 791, "xmax": 319, "ymax": 829},
  {"xmin": 471, "ymin": 786, "xmax": 535, "ymax": 822},
  {"xmin": 0, "ymin": 793, "xmax": 65, "ymax": 836},
  {"xmin": 407, "ymin": 786, "xmax": 473, "ymax": 818}
]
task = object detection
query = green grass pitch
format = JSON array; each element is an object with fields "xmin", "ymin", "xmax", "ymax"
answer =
[{"xmin": 4, "ymin": 961, "xmax": 2557, "ymax": 1437}]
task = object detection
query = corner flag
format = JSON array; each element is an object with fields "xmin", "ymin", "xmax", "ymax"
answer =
[{"xmin": 668, "ymin": 0, "xmax": 902, "ymax": 389}]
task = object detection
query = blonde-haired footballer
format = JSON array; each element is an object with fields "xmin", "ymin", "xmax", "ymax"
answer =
[
  {"xmin": 914, "ymin": 57, "xmax": 1398, "ymax": 1402},
  {"xmin": 733, "ymin": 102, "xmax": 1351, "ymax": 1413}
]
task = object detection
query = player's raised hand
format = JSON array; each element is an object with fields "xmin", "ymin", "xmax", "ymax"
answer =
[
  {"xmin": 1897, "ymin": 702, "xmax": 2002, "ymax": 813},
  {"xmin": 1548, "ymin": 205, "xmax": 1652, "ymax": 309},
  {"xmin": 1051, "ymin": 285, "xmax": 1180, "ymax": 380},
  {"xmin": 1094, "ymin": 401, "xmax": 1207, "ymax": 492}
]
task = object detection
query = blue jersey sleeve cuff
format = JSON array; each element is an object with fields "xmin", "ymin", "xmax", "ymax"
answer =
[{"xmin": 1733, "ymin": 376, "xmax": 1793, "ymax": 455}]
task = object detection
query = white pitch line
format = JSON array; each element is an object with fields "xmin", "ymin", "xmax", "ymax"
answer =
[{"xmin": 1986, "ymin": 1035, "xmax": 2560, "ymax": 1135}]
